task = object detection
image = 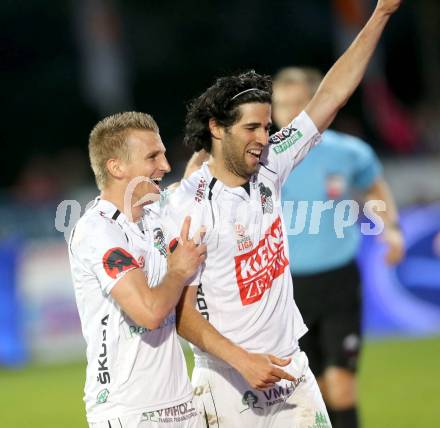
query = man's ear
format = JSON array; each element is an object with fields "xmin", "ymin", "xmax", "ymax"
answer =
[
  {"xmin": 209, "ymin": 118, "xmax": 224, "ymax": 141},
  {"xmin": 106, "ymin": 158, "xmax": 125, "ymax": 180}
]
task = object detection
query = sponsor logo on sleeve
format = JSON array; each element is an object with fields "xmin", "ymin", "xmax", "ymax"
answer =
[
  {"xmin": 234, "ymin": 216, "xmax": 289, "ymax": 305},
  {"xmin": 269, "ymin": 126, "xmax": 303, "ymax": 154},
  {"xmin": 102, "ymin": 247, "xmax": 139, "ymax": 279}
]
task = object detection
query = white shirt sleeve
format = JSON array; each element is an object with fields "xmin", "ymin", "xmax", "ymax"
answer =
[
  {"xmin": 72, "ymin": 218, "xmax": 140, "ymax": 295},
  {"xmin": 264, "ymin": 110, "xmax": 321, "ymax": 186}
]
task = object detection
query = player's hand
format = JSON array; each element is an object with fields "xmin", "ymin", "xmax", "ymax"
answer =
[
  {"xmin": 376, "ymin": 0, "xmax": 402, "ymax": 16},
  {"xmin": 167, "ymin": 216, "xmax": 207, "ymax": 281},
  {"xmin": 235, "ymin": 352, "xmax": 296, "ymax": 390},
  {"xmin": 382, "ymin": 227, "xmax": 405, "ymax": 265}
]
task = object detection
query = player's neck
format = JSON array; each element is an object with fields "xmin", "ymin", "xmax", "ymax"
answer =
[
  {"xmin": 207, "ymin": 157, "xmax": 249, "ymax": 188},
  {"xmin": 100, "ymin": 188, "xmax": 143, "ymax": 223}
]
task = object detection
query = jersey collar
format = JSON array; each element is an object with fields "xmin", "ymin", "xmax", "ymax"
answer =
[
  {"xmin": 95, "ymin": 198, "xmax": 130, "ymax": 225},
  {"xmin": 200, "ymin": 162, "xmax": 256, "ymax": 201}
]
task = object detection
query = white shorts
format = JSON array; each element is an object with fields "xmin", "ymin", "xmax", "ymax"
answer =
[
  {"xmin": 89, "ymin": 398, "xmax": 204, "ymax": 428},
  {"xmin": 192, "ymin": 351, "xmax": 331, "ymax": 428}
]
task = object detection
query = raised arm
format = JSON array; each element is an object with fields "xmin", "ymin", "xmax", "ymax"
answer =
[{"xmin": 305, "ymin": 0, "xmax": 402, "ymax": 132}]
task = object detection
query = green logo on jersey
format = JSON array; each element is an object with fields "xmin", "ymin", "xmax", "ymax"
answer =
[
  {"xmin": 273, "ymin": 129, "xmax": 303, "ymax": 154},
  {"xmin": 96, "ymin": 388, "xmax": 109, "ymax": 404},
  {"xmin": 308, "ymin": 412, "xmax": 330, "ymax": 428}
]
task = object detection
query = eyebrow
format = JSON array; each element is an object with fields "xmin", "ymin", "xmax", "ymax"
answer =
[
  {"xmin": 243, "ymin": 122, "xmax": 273, "ymax": 128},
  {"xmin": 144, "ymin": 149, "xmax": 164, "ymax": 158}
]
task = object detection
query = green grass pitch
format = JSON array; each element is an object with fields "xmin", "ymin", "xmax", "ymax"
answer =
[{"xmin": 1, "ymin": 337, "xmax": 439, "ymax": 427}]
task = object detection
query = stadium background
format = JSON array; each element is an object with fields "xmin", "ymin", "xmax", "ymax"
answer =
[{"xmin": 1, "ymin": 0, "xmax": 439, "ymax": 427}]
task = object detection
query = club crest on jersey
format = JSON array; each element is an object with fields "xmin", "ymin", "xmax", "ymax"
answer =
[
  {"xmin": 259, "ymin": 183, "xmax": 273, "ymax": 214},
  {"xmin": 234, "ymin": 216, "xmax": 289, "ymax": 305},
  {"xmin": 102, "ymin": 247, "xmax": 139, "ymax": 279},
  {"xmin": 235, "ymin": 223, "xmax": 253, "ymax": 253},
  {"xmin": 153, "ymin": 227, "xmax": 167, "ymax": 257}
]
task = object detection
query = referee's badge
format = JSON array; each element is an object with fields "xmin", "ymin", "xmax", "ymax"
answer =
[{"xmin": 326, "ymin": 173, "xmax": 346, "ymax": 199}]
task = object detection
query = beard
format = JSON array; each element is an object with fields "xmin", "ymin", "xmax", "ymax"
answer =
[{"xmin": 222, "ymin": 133, "xmax": 257, "ymax": 180}]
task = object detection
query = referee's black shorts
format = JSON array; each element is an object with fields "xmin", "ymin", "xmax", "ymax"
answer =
[{"xmin": 293, "ymin": 259, "xmax": 362, "ymax": 377}]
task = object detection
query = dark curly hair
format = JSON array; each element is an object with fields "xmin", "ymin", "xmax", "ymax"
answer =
[{"xmin": 184, "ymin": 70, "xmax": 272, "ymax": 152}]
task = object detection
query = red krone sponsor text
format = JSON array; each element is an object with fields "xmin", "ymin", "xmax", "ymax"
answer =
[{"xmin": 235, "ymin": 216, "xmax": 288, "ymax": 305}]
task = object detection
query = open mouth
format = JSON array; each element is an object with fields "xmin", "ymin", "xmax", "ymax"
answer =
[
  {"xmin": 246, "ymin": 148, "xmax": 262, "ymax": 161},
  {"xmin": 151, "ymin": 177, "xmax": 163, "ymax": 190}
]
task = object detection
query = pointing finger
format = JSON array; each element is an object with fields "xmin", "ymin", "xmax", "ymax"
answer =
[
  {"xmin": 271, "ymin": 368, "xmax": 295, "ymax": 383},
  {"xmin": 180, "ymin": 216, "xmax": 192, "ymax": 242}
]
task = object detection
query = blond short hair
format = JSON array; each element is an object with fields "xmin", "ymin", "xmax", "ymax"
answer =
[
  {"xmin": 89, "ymin": 111, "xmax": 159, "ymax": 190},
  {"xmin": 273, "ymin": 67, "xmax": 323, "ymax": 97}
]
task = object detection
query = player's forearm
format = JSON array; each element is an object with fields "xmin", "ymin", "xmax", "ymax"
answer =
[
  {"xmin": 176, "ymin": 303, "xmax": 247, "ymax": 369},
  {"xmin": 364, "ymin": 177, "xmax": 404, "ymax": 264},
  {"xmin": 146, "ymin": 271, "xmax": 187, "ymax": 328},
  {"xmin": 364, "ymin": 178, "xmax": 399, "ymax": 228},
  {"xmin": 306, "ymin": 6, "xmax": 394, "ymax": 132}
]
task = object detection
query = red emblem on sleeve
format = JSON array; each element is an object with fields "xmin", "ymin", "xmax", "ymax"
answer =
[{"xmin": 102, "ymin": 247, "xmax": 139, "ymax": 279}]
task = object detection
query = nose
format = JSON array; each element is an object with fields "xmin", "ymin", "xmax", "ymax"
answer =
[
  {"xmin": 161, "ymin": 155, "xmax": 171, "ymax": 173},
  {"xmin": 257, "ymin": 128, "xmax": 270, "ymax": 146}
]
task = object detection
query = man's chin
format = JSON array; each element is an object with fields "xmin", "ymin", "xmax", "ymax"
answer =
[{"xmin": 245, "ymin": 163, "xmax": 259, "ymax": 177}]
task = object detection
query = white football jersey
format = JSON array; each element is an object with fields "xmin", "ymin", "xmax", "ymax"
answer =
[
  {"xmin": 69, "ymin": 198, "xmax": 193, "ymax": 423},
  {"xmin": 162, "ymin": 111, "xmax": 321, "ymax": 365}
]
